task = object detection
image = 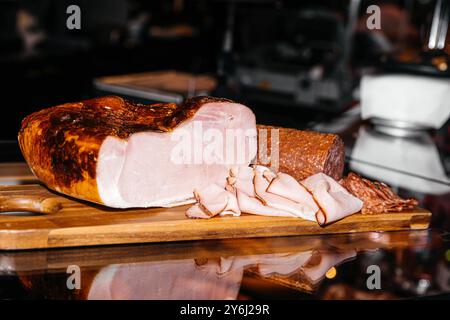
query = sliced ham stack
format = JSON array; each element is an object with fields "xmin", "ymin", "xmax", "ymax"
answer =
[{"xmin": 186, "ymin": 166, "xmax": 363, "ymax": 225}]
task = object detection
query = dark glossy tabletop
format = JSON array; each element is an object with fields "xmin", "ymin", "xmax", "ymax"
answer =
[
  {"xmin": 0, "ymin": 107, "xmax": 449, "ymax": 300},
  {"xmin": 0, "ymin": 229, "xmax": 449, "ymax": 299}
]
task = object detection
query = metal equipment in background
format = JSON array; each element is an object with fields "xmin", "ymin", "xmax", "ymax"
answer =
[
  {"xmin": 368, "ymin": 0, "xmax": 450, "ymax": 138},
  {"xmin": 223, "ymin": 1, "xmax": 360, "ymax": 112}
]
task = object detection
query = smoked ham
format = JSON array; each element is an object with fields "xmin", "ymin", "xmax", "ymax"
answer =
[{"xmin": 19, "ymin": 96, "xmax": 257, "ymax": 208}]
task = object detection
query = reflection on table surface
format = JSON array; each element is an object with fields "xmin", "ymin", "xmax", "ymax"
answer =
[{"xmin": 1, "ymin": 229, "xmax": 449, "ymax": 299}]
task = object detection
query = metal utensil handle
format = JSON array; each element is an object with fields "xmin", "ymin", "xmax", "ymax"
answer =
[{"xmin": 428, "ymin": 0, "xmax": 449, "ymax": 50}]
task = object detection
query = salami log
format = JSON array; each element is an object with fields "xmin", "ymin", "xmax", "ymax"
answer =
[{"xmin": 255, "ymin": 125, "xmax": 345, "ymax": 181}]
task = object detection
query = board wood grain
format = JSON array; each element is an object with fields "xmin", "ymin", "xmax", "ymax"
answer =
[{"xmin": 0, "ymin": 184, "xmax": 431, "ymax": 250}]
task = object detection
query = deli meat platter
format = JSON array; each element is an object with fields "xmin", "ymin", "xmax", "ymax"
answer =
[
  {"xmin": 0, "ymin": 184, "xmax": 430, "ymax": 250},
  {"xmin": 0, "ymin": 95, "xmax": 432, "ymax": 250}
]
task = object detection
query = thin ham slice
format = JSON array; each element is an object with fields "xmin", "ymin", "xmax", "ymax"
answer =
[
  {"xmin": 253, "ymin": 169, "xmax": 317, "ymax": 221},
  {"xmin": 229, "ymin": 166, "xmax": 255, "ymax": 197},
  {"xmin": 301, "ymin": 173, "xmax": 363, "ymax": 225},
  {"xmin": 236, "ymin": 189, "xmax": 296, "ymax": 217},
  {"xmin": 267, "ymin": 173, "xmax": 319, "ymax": 218},
  {"xmin": 193, "ymin": 184, "xmax": 229, "ymax": 217},
  {"xmin": 253, "ymin": 165, "xmax": 277, "ymax": 182},
  {"xmin": 220, "ymin": 190, "xmax": 241, "ymax": 217},
  {"xmin": 186, "ymin": 183, "xmax": 241, "ymax": 219},
  {"xmin": 185, "ymin": 203, "xmax": 211, "ymax": 219}
]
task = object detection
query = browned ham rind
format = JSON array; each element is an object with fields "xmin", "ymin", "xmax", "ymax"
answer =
[{"xmin": 340, "ymin": 172, "xmax": 418, "ymax": 214}]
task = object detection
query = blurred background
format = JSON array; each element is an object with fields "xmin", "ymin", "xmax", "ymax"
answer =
[
  {"xmin": 0, "ymin": 0, "xmax": 449, "ymax": 220},
  {"xmin": 0, "ymin": 0, "xmax": 448, "ymax": 133}
]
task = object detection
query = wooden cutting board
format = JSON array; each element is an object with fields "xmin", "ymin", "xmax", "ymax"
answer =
[{"xmin": 0, "ymin": 184, "xmax": 431, "ymax": 251}]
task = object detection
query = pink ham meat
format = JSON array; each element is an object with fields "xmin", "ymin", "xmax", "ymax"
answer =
[
  {"xmin": 186, "ymin": 167, "xmax": 363, "ymax": 223},
  {"xmin": 187, "ymin": 166, "xmax": 320, "ymax": 220},
  {"xmin": 228, "ymin": 166, "xmax": 255, "ymax": 197},
  {"xmin": 98, "ymin": 100, "xmax": 256, "ymax": 208},
  {"xmin": 301, "ymin": 173, "xmax": 363, "ymax": 225},
  {"xmin": 228, "ymin": 166, "xmax": 298, "ymax": 217},
  {"xmin": 253, "ymin": 169, "xmax": 316, "ymax": 221},
  {"xmin": 235, "ymin": 189, "xmax": 296, "ymax": 217},
  {"xmin": 193, "ymin": 184, "xmax": 229, "ymax": 217},
  {"xmin": 185, "ymin": 204, "xmax": 211, "ymax": 219},
  {"xmin": 187, "ymin": 184, "xmax": 241, "ymax": 218},
  {"xmin": 267, "ymin": 173, "xmax": 319, "ymax": 220},
  {"xmin": 253, "ymin": 165, "xmax": 277, "ymax": 182}
]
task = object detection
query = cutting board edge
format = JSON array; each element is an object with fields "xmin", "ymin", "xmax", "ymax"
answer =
[
  {"xmin": 0, "ymin": 211, "xmax": 431, "ymax": 251},
  {"xmin": 0, "ymin": 228, "xmax": 51, "ymax": 251}
]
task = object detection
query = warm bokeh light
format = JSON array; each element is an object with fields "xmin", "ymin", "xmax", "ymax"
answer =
[{"xmin": 325, "ymin": 267, "xmax": 337, "ymax": 279}]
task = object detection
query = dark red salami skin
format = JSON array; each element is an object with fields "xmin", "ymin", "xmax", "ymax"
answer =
[{"xmin": 255, "ymin": 125, "xmax": 345, "ymax": 181}]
